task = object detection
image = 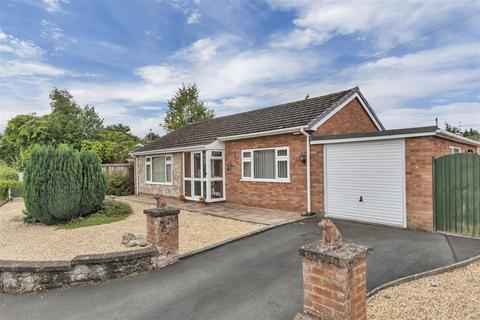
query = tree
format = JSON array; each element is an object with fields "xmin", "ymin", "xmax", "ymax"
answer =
[
  {"xmin": 144, "ymin": 129, "xmax": 161, "ymax": 143},
  {"xmin": 163, "ymin": 83, "xmax": 214, "ymax": 131},
  {"xmin": 445, "ymin": 122, "xmax": 461, "ymax": 134}
]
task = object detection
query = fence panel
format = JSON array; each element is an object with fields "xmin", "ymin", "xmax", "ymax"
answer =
[{"xmin": 434, "ymin": 153, "xmax": 480, "ymax": 237}]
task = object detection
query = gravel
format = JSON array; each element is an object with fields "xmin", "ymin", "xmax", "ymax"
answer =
[
  {"xmin": 367, "ymin": 260, "xmax": 480, "ymax": 320},
  {"xmin": 0, "ymin": 199, "xmax": 263, "ymax": 261}
]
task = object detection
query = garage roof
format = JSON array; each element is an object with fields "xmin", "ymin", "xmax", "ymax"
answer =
[{"xmin": 311, "ymin": 126, "xmax": 480, "ymax": 146}]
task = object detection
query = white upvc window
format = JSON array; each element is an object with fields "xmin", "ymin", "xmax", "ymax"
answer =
[
  {"xmin": 241, "ymin": 147, "xmax": 290, "ymax": 183},
  {"xmin": 450, "ymin": 146, "xmax": 461, "ymax": 154},
  {"xmin": 145, "ymin": 155, "xmax": 172, "ymax": 184}
]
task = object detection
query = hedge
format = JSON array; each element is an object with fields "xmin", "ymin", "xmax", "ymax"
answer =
[
  {"xmin": 106, "ymin": 173, "xmax": 133, "ymax": 196},
  {"xmin": 0, "ymin": 180, "xmax": 22, "ymax": 200},
  {"xmin": 79, "ymin": 151, "xmax": 107, "ymax": 216}
]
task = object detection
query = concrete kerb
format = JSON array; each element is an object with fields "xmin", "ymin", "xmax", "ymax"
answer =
[{"xmin": 367, "ymin": 254, "xmax": 480, "ymax": 297}]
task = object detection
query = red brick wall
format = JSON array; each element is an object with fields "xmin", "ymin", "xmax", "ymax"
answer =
[
  {"xmin": 311, "ymin": 98, "xmax": 380, "ymax": 213},
  {"xmin": 225, "ymin": 133, "xmax": 307, "ymax": 212},
  {"xmin": 313, "ymin": 98, "xmax": 378, "ymax": 136},
  {"xmin": 405, "ymin": 136, "xmax": 476, "ymax": 231}
]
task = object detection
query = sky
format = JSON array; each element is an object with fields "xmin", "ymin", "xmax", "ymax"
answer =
[{"xmin": 0, "ymin": 0, "xmax": 479, "ymax": 137}]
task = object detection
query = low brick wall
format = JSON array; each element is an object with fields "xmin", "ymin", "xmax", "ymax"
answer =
[{"xmin": 0, "ymin": 247, "xmax": 172, "ymax": 294}]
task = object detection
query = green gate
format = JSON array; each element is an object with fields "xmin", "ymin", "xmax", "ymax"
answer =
[{"xmin": 434, "ymin": 153, "xmax": 480, "ymax": 237}]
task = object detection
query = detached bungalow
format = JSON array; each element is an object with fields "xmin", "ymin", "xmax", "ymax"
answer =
[{"xmin": 131, "ymin": 87, "xmax": 479, "ymax": 231}]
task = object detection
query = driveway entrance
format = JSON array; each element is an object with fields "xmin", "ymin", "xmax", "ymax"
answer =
[{"xmin": 2, "ymin": 218, "xmax": 480, "ymax": 320}]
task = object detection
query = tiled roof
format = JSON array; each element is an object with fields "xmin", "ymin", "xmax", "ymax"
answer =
[{"xmin": 134, "ymin": 87, "xmax": 378, "ymax": 153}]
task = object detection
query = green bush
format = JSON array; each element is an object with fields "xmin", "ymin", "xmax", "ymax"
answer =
[
  {"xmin": 79, "ymin": 151, "xmax": 107, "ymax": 216},
  {"xmin": 58, "ymin": 200, "xmax": 132, "ymax": 229},
  {"xmin": 97, "ymin": 200, "xmax": 132, "ymax": 217},
  {"xmin": 0, "ymin": 179, "xmax": 22, "ymax": 200},
  {"xmin": 0, "ymin": 165, "xmax": 18, "ymax": 181},
  {"xmin": 24, "ymin": 146, "xmax": 82, "ymax": 224},
  {"xmin": 106, "ymin": 173, "xmax": 133, "ymax": 196}
]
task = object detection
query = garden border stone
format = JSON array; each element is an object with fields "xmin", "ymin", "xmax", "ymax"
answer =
[{"xmin": 0, "ymin": 247, "xmax": 169, "ymax": 294}]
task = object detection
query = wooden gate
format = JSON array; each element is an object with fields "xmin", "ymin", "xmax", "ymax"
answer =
[{"xmin": 434, "ymin": 153, "xmax": 480, "ymax": 237}]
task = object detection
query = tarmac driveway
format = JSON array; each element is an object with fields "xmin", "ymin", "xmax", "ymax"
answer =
[{"xmin": 1, "ymin": 218, "xmax": 480, "ymax": 320}]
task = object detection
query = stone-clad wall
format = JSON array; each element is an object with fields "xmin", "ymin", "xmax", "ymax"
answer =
[
  {"xmin": 136, "ymin": 152, "xmax": 183, "ymax": 197},
  {"xmin": 0, "ymin": 248, "xmax": 166, "ymax": 294}
]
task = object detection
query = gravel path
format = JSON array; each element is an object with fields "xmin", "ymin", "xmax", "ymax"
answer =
[
  {"xmin": 367, "ymin": 260, "xmax": 480, "ymax": 320},
  {"xmin": 0, "ymin": 199, "xmax": 263, "ymax": 261}
]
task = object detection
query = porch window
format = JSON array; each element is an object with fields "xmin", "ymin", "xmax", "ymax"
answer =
[
  {"xmin": 145, "ymin": 155, "xmax": 172, "ymax": 184},
  {"xmin": 450, "ymin": 146, "xmax": 461, "ymax": 154},
  {"xmin": 241, "ymin": 147, "xmax": 290, "ymax": 182}
]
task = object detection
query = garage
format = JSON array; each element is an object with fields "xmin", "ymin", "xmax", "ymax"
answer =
[{"xmin": 323, "ymin": 139, "xmax": 406, "ymax": 227}]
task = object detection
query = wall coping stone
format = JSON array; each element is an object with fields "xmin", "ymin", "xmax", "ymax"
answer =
[
  {"xmin": 144, "ymin": 207, "xmax": 180, "ymax": 217},
  {"xmin": 298, "ymin": 241, "xmax": 371, "ymax": 268},
  {"xmin": 0, "ymin": 260, "xmax": 71, "ymax": 272},
  {"xmin": 71, "ymin": 247, "xmax": 158, "ymax": 265}
]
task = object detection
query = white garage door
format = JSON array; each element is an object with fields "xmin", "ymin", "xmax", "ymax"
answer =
[{"xmin": 324, "ymin": 139, "xmax": 406, "ymax": 227}]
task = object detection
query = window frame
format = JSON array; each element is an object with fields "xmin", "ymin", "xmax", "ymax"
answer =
[
  {"xmin": 145, "ymin": 154, "xmax": 173, "ymax": 185},
  {"xmin": 450, "ymin": 146, "xmax": 461, "ymax": 154},
  {"xmin": 241, "ymin": 146, "xmax": 290, "ymax": 183}
]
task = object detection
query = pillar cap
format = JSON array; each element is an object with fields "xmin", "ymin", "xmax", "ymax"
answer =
[
  {"xmin": 144, "ymin": 207, "xmax": 180, "ymax": 217},
  {"xmin": 298, "ymin": 241, "xmax": 371, "ymax": 268}
]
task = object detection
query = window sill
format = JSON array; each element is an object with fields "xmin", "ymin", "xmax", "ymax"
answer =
[
  {"xmin": 240, "ymin": 178, "xmax": 290, "ymax": 184},
  {"xmin": 145, "ymin": 181, "xmax": 173, "ymax": 186}
]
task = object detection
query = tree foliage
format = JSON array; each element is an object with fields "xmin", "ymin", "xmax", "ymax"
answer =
[
  {"xmin": 0, "ymin": 88, "xmax": 140, "ymax": 167},
  {"xmin": 23, "ymin": 145, "xmax": 106, "ymax": 225},
  {"xmin": 445, "ymin": 122, "xmax": 480, "ymax": 141},
  {"xmin": 163, "ymin": 83, "xmax": 214, "ymax": 132}
]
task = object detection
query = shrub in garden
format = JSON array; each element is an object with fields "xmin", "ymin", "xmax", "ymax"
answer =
[
  {"xmin": 0, "ymin": 180, "xmax": 22, "ymax": 200},
  {"xmin": 24, "ymin": 146, "xmax": 82, "ymax": 224},
  {"xmin": 97, "ymin": 200, "xmax": 133, "ymax": 217},
  {"xmin": 79, "ymin": 151, "xmax": 107, "ymax": 216},
  {"xmin": 106, "ymin": 173, "xmax": 133, "ymax": 196},
  {"xmin": 0, "ymin": 165, "xmax": 18, "ymax": 180}
]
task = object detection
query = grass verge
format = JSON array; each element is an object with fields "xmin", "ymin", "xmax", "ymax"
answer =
[{"xmin": 57, "ymin": 200, "xmax": 132, "ymax": 229}]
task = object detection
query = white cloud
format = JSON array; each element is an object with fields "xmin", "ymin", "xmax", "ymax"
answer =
[
  {"xmin": 0, "ymin": 60, "xmax": 66, "ymax": 77},
  {"xmin": 187, "ymin": 10, "xmax": 201, "ymax": 24},
  {"xmin": 172, "ymin": 36, "xmax": 236, "ymax": 63},
  {"xmin": 43, "ymin": 0, "xmax": 69, "ymax": 12},
  {"xmin": 40, "ymin": 20, "xmax": 63, "ymax": 40},
  {"xmin": 0, "ymin": 32, "xmax": 44, "ymax": 57},
  {"xmin": 266, "ymin": 0, "xmax": 478, "ymax": 49}
]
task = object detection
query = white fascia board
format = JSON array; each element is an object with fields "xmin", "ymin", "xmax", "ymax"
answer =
[
  {"xmin": 131, "ymin": 144, "xmax": 206, "ymax": 156},
  {"xmin": 217, "ymin": 126, "xmax": 307, "ymax": 141},
  {"xmin": 311, "ymin": 132, "xmax": 435, "ymax": 144},
  {"xmin": 309, "ymin": 93, "xmax": 384, "ymax": 131}
]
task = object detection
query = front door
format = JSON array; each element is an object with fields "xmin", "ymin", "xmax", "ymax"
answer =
[{"xmin": 183, "ymin": 150, "xmax": 225, "ymax": 202}]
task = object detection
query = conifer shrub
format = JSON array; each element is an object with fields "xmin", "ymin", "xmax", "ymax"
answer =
[{"xmin": 79, "ymin": 151, "xmax": 107, "ymax": 216}]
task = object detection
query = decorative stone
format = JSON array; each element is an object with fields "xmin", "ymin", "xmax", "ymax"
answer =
[
  {"xmin": 319, "ymin": 219, "xmax": 343, "ymax": 250},
  {"xmin": 298, "ymin": 241, "xmax": 371, "ymax": 268},
  {"xmin": 125, "ymin": 240, "xmax": 139, "ymax": 247},
  {"xmin": 121, "ymin": 233, "xmax": 137, "ymax": 245},
  {"xmin": 138, "ymin": 235, "xmax": 148, "ymax": 247}
]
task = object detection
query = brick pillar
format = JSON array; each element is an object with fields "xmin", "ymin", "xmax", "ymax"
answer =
[
  {"xmin": 144, "ymin": 207, "xmax": 180, "ymax": 256},
  {"xmin": 296, "ymin": 242, "xmax": 371, "ymax": 320}
]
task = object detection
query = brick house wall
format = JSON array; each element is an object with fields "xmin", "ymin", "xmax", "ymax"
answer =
[
  {"xmin": 405, "ymin": 136, "xmax": 477, "ymax": 231},
  {"xmin": 225, "ymin": 133, "xmax": 308, "ymax": 212},
  {"xmin": 311, "ymin": 98, "xmax": 380, "ymax": 213},
  {"xmin": 136, "ymin": 152, "xmax": 183, "ymax": 197},
  {"xmin": 225, "ymin": 98, "xmax": 379, "ymax": 213}
]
